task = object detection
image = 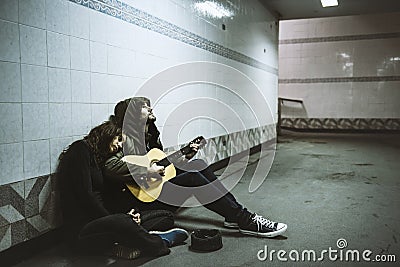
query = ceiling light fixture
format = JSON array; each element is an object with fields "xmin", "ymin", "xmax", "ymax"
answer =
[
  {"xmin": 320, "ymin": 0, "xmax": 339, "ymax": 8},
  {"xmin": 194, "ymin": 1, "xmax": 234, "ymax": 19}
]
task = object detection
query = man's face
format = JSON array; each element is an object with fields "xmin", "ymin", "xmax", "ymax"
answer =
[{"xmin": 141, "ymin": 102, "xmax": 155, "ymax": 121}]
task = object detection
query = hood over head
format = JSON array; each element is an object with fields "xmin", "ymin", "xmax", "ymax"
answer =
[
  {"xmin": 110, "ymin": 97, "xmax": 162, "ymax": 155},
  {"xmin": 111, "ymin": 97, "xmax": 150, "ymax": 128}
]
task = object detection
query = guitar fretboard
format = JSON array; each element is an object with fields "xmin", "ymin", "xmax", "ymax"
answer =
[{"xmin": 157, "ymin": 145, "xmax": 192, "ymax": 167}]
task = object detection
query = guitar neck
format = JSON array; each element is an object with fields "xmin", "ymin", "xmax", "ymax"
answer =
[{"xmin": 157, "ymin": 145, "xmax": 192, "ymax": 167}]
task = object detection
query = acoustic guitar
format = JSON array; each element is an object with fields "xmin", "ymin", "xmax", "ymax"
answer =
[{"xmin": 121, "ymin": 136, "xmax": 206, "ymax": 202}]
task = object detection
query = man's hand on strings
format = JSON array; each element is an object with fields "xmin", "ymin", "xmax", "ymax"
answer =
[{"xmin": 147, "ymin": 162, "xmax": 165, "ymax": 180}]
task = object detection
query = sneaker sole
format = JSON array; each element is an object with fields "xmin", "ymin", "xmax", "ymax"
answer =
[
  {"xmin": 149, "ymin": 228, "xmax": 189, "ymax": 236},
  {"xmin": 149, "ymin": 228, "xmax": 189, "ymax": 246},
  {"xmin": 223, "ymin": 222, "xmax": 239, "ymax": 229},
  {"xmin": 239, "ymin": 224, "xmax": 287, "ymax": 238}
]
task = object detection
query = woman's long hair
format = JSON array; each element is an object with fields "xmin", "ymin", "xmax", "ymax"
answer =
[{"xmin": 84, "ymin": 121, "xmax": 122, "ymax": 165}]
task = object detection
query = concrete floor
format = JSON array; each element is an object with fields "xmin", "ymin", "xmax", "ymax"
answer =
[{"xmin": 12, "ymin": 130, "xmax": 400, "ymax": 266}]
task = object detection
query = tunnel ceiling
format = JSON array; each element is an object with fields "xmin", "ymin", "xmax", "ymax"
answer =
[{"xmin": 260, "ymin": 0, "xmax": 400, "ymax": 20}]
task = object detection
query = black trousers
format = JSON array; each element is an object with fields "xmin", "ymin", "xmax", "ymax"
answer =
[
  {"xmin": 77, "ymin": 210, "xmax": 173, "ymax": 257},
  {"xmin": 135, "ymin": 160, "xmax": 244, "ymax": 222}
]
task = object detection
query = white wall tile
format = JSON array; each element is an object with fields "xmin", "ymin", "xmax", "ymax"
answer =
[
  {"xmin": 91, "ymin": 104, "xmax": 110, "ymax": 127},
  {"xmin": 0, "ymin": 61, "xmax": 21, "ymax": 102},
  {"xmin": 46, "ymin": 0, "xmax": 70, "ymax": 35},
  {"xmin": 90, "ymin": 41, "xmax": 107, "ymax": 73},
  {"xmin": 19, "ymin": 25, "xmax": 47, "ymax": 66},
  {"xmin": 127, "ymin": 26, "xmax": 149, "ymax": 54},
  {"xmin": 152, "ymin": 102, "xmax": 177, "ymax": 126},
  {"xmin": 175, "ymin": 119, "xmax": 199, "ymax": 145},
  {"xmin": 145, "ymin": 31, "xmax": 169, "ymax": 57},
  {"xmin": 159, "ymin": 83, "xmax": 215, "ymax": 105},
  {"xmin": 211, "ymin": 121, "xmax": 228, "ymax": 139},
  {"xmin": 149, "ymin": 0, "xmax": 174, "ymax": 24},
  {"xmin": 21, "ymin": 64, "xmax": 48, "ymax": 102},
  {"xmin": 107, "ymin": 46, "xmax": 135, "ymax": 76},
  {"xmin": 106, "ymin": 16, "xmax": 132, "ymax": 49},
  {"xmin": 367, "ymin": 103, "xmax": 386, "ymax": 117},
  {"xmin": 135, "ymin": 52, "xmax": 168, "ymax": 79},
  {"xmin": 69, "ymin": 1, "xmax": 90, "ymax": 39},
  {"xmin": 48, "ymin": 68, "xmax": 71, "ymax": 102},
  {"xmin": 49, "ymin": 103, "xmax": 72, "ymax": 138},
  {"xmin": 383, "ymin": 83, "xmax": 400, "ymax": 105},
  {"xmin": 89, "ymin": 9, "xmax": 107, "ymax": 44},
  {"xmin": 0, "ymin": 143, "xmax": 23, "ymax": 184},
  {"xmin": 0, "ymin": 0, "xmax": 18, "ymax": 22},
  {"xmin": 0, "ymin": 103, "xmax": 22, "ymax": 144},
  {"xmin": 22, "ymin": 103, "xmax": 49, "ymax": 141},
  {"xmin": 279, "ymin": 13, "xmax": 400, "ymax": 119},
  {"xmin": 0, "ymin": 20, "xmax": 20, "ymax": 62},
  {"xmin": 124, "ymin": 0, "xmax": 152, "ymax": 15},
  {"xmin": 72, "ymin": 103, "xmax": 92, "ymax": 136},
  {"xmin": 90, "ymin": 73, "xmax": 109, "ymax": 103},
  {"xmin": 71, "ymin": 70, "xmax": 91, "ymax": 103},
  {"xmin": 70, "ymin": 37, "xmax": 90, "ymax": 71},
  {"xmin": 49, "ymin": 137, "xmax": 72, "ymax": 172},
  {"xmin": 23, "ymin": 140, "xmax": 50, "ymax": 179},
  {"xmin": 19, "ymin": 0, "xmax": 46, "ymax": 29},
  {"xmin": 107, "ymin": 75, "xmax": 143, "ymax": 103},
  {"xmin": 386, "ymin": 104, "xmax": 398, "ymax": 117},
  {"xmin": 47, "ymin": 32, "xmax": 70, "ymax": 69}
]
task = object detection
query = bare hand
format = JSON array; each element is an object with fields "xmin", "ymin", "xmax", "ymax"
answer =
[
  {"xmin": 127, "ymin": 209, "xmax": 141, "ymax": 224},
  {"xmin": 147, "ymin": 163, "xmax": 165, "ymax": 179},
  {"xmin": 186, "ymin": 143, "xmax": 200, "ymax": 160}
]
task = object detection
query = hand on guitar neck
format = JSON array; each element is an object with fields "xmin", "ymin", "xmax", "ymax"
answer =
[
  {"xmin": 146, "ymin": 136, "xmax": 204, "ymax": 181},
  {"xmin": 184, "ymin": 141, "xmax": 202, "ymax": 160}
]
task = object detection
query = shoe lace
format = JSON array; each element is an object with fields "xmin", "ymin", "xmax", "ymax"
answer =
[{"xmin": 252, "ymin": 214, "xmax": 275, "ymax": 230}]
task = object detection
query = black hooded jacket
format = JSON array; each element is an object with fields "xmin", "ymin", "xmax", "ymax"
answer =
[{"xmin": 58, "ymin": 140, "xmax": 110, "ymax": 241}]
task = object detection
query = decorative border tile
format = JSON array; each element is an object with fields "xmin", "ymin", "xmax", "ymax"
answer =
[
  {"xmin": 280, "ymin": 32, "xmax": 400, "ymax": 45},
  {"xmin": 164, "ymin": 124, "xmax": 276, "ymax": 164},
  {"xmin": 279, "ymin": 76, "xmax": 400, "ymax": 84},
  {"xmin": 0, "ymin": 184, "xmax": 25, "ymax": 226},
  {"xmin": 68, "ymin": 0, "xmax": 278, "ymax": 75},
  {"xmin": 281, "ymin": 118, "xmax": 400, "ymax": 131},
  {"xmin": 0, "ymin": 175, "xmax": 61, "ymax": 252}
]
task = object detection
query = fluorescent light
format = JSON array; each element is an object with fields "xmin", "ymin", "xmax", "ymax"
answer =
[
  {"xmin": 320, "ymin": 0, "xmax": 338, "ymax": 7},
  {"xmin": 194, "ymin": 1, "xmax": 234, "ymax": 19}
]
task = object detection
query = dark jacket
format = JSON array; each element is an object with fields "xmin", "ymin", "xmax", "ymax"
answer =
[
  {"xmin": 102, "ymin": 97, "xmax": 163, "ymax": 212},
  {"xmin": 102, "ymin": 135, "xmax": 148, "ymax": 213},
  {"xmin": 58, "ymin": 140, "xmax": 110, "ymax": 240}
]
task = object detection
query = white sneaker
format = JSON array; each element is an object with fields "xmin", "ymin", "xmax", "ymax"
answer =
[{"xmin": 239, "ymin": 214, "xmax": 287, "ymax": 238}]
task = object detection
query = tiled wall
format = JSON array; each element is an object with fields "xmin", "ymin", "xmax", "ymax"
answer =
[
  {"xmin": 0, "ymin": 0, "xmax": 278, "ymax": 251},
  {"xmin": 278, "ymin": 12, "xmax": 400, "ymax": 130}
]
